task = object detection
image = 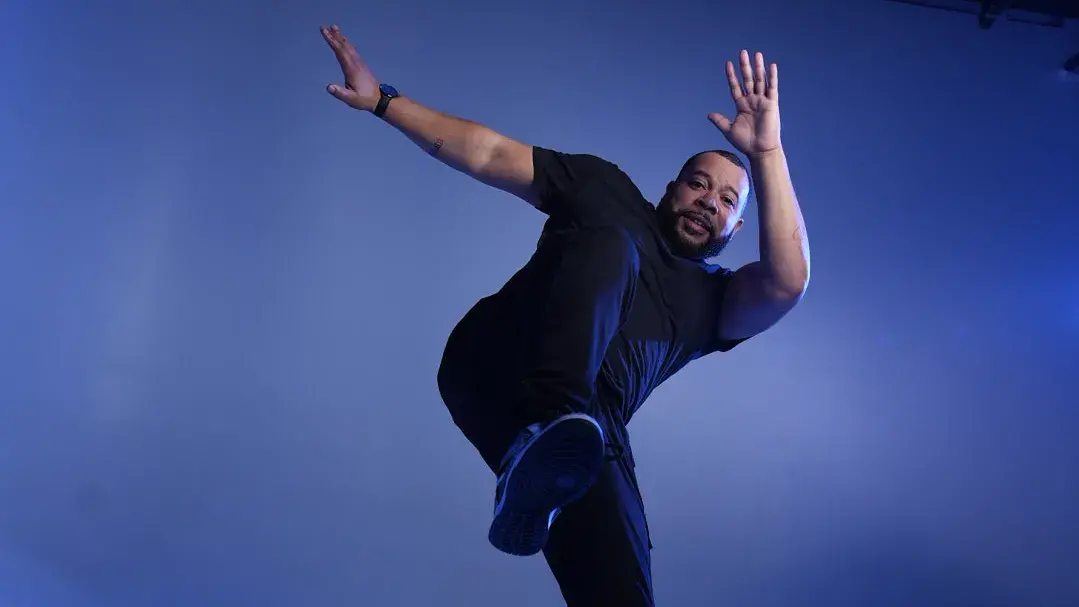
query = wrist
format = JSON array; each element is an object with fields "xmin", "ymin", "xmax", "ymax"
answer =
[
  {"xmin": 371, "ymin": 83, "xmax": 399, "ymax": 118},
  {"xmin": 747, "ymin": 145, "xmax": 784, "ymax": 163}
]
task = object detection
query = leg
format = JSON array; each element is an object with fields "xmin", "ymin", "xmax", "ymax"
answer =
[
  {"xmin": 544, "ymin": 455, "xmax": 654, "ymax": 607},
  {"xmin": 438, "ymin": 296, "xmax": 534, "ymax": 473},
  {"xmin": 485, "ymin": 227, "xmax": 641, "ymax": 555},
  {"xmin": 514, "ymin": 225, "xmax": 640, "ymax": 423},
  {"xmin": 439, "ymin": 309, "xmax": 621, "ymax": 558},
  {"xmin": 437, "ymin": 227, "xmax": 642, "ymax": 556},
  {"xmin": 437, "ymin": 225, "xmax": 641, "ymax": 458}
]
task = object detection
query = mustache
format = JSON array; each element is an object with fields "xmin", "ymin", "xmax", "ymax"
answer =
[{"xmin": 678, "ymin": 210, "xmax": 715, "ymax": 236}]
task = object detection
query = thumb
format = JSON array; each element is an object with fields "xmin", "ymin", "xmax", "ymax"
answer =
[
  {"xmin": 708, "ymin": 112, "xmax": 732, "ymax": 134},
  {"xmin": 327, "ymin": 84, "xmax": 362, "ymax": 108}
]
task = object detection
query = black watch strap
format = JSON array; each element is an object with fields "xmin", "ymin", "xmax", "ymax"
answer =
[{"xmin": 373, "ymin": 87, "xmax": 394, "ymax": 118}]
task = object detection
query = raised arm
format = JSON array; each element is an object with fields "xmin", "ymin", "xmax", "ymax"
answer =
[
  {"xmin": 709, "ymin": 51, "xmax": 810, "ymax": 342},
  {"xmin": 320, "ymin": 25, "xmax": 538, "ymax": 208}
]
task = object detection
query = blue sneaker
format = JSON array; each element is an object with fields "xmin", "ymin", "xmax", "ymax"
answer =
[{"xmin": 488, "ymin": 413, "xmax": 605, "ymax": 556}]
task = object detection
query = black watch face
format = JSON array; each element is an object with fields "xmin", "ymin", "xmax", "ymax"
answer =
[{"xmin": 379, "ymin": 84, "xmax": 399, "ymax": 98}]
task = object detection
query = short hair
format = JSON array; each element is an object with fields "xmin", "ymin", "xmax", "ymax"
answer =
[{"xmin": 678, "ymin": 149, "xmax": 746, "ymax": 177}]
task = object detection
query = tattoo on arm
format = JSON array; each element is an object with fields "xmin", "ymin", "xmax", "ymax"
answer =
[{"xmin": 428, "ymin": 138, "xmax": 444, "ymax": 157}]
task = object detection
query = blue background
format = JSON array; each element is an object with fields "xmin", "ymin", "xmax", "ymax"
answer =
[{"xmin": 2, "ymin": 0, "xmax": 1077, "ymax": 605}]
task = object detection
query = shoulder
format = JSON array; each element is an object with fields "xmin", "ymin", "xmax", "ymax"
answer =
[
  {"xmin": 531, "ymin": 147, "xmax": 644, "ymax": 216},
  {"xmin": 698, "ymin": 261, "xmax": 736, "ymax": 282},
  {"xmin": 668, "ymin": 259, "xmax": 737, "ymax": 305},
  {"xmin": 700, "ymin": 263, "xmax": 748, "ymax": 353},
  {"xmin": 697, "ymin": 263, "xmax": 738, "ymax": 309},
  {"xmin": 533, "ymin": 147, "xmax": 628, "ymax": 184}
]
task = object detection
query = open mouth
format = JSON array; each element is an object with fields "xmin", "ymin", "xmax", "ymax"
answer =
[{"xmin": 681, "ymin": 213, "xmax": 711, "ymax": 236}]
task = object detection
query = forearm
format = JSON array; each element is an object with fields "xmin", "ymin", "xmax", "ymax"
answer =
[
  {"xmin": 749, "ymin": 147, "xmax": 810, "ymax": 298},
  {"xmin": 379, "ymin": 95, "xmax": 504, "ymax": 180}
]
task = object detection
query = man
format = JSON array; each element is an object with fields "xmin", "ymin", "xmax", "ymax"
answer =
[{"xmin": 321, "ymin": 24, "xmax": 809, "ymax": 606}]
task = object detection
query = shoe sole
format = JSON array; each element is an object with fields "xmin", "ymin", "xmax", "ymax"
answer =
[{"xmin": 488, "ymin": 414, "xmax": 605, "ymax": 556}]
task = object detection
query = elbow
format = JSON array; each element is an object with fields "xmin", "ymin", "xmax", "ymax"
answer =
[
  {"xmin": 770, "ymin": 267, "xmax": 809, "ymax": 303},
  {"xmin": 760, "ymin": 246, "xmax": 810, "ymax": 303},
  {"xmin": 790, "ymin": 266, "xmax": 810, "ymax": 298},
  {"xmin": 783, "ymin": 254, "xmax": 811, "ymax": 299},
  {"xmin": 773, "ymin": 283, "xmax": 807, "ymax": 307},
  {"xmin": 789, "ymin": 271, "xmax": 810, "ymax": 301},
  {"xmin": 467, "ymin": 127, "xmax": 510, "ymax": 175}
]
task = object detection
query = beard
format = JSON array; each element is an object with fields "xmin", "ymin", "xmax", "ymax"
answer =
[{"xmin": 655, "ymin": 202, "xmax": 732, "ymax": 260}]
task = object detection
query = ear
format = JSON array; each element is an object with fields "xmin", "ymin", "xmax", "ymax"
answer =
[{"xmin": 732, "ymin": 217, "xmax": 744, "ymax": 234}]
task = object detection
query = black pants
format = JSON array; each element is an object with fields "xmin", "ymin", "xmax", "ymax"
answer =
[{"xmin": 438, "ymin": 226, "xmax": 654, "ymax": 606}]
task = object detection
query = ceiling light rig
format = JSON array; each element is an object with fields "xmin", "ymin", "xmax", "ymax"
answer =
[{"xmin": 883, "ymin": 0, "xmax": 1079, "ymax": 78}]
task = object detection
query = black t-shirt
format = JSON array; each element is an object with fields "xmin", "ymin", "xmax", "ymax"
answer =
[{"xmin": 493, "ymin": 146, "xmax": 747, "ymax": 428}]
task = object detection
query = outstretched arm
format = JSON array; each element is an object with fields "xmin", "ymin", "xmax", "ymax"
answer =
[
  {"xmin": 321, "ymin": 25, "xmax": 538, "ymax": 207},
  {"xmin": 710, "ymin": 51, "xmax": 810, "ymax": 342},
  {"xmin": 376, "ymin": 96, "xmax": 536, "ymax": 205}
]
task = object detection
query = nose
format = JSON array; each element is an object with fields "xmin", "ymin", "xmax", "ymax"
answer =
[{"xmin": 695, "ymin": 195, "xmax": 719, "ymax": 214}]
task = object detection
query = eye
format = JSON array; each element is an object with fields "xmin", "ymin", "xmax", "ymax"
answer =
[
  {"xmin": 722, "ymin": 197, "xmax": 735, "ymax": 207},
  {"xmin": 689, "ymin": 180, "xmax": 705, "ymax": 190}
]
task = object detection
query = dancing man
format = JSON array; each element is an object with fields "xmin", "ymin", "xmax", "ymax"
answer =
[{"xmin": 321, "ymin": 24, "xmax": 810, "ymax": 606}]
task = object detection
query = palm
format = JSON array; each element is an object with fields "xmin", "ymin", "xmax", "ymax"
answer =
[{"xmin": 709, "ymin": 50, "xmax": 781, "ymax": 157}]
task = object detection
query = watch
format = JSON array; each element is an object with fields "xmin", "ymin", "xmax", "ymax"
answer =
[{"xmin": 373, "ymin": 84, "xmax": 399, "ymax": 118}]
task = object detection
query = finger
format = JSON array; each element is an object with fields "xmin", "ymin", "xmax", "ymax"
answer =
[
  {"xmin": 332, "ymin": 25, "xmax": 353, "ymax": 50},
  {"xmin": 726, "ymin": 60, "xmax": 743, "ymax": 99},
  {"xmin": 753, "ymin": 52, "xmax": 767, "ymax": 96},
  {"xmin": 327, "ymin": 83, "xmax": 360, "ymax": 106},
  {"xmin": 740, "ymin": 50, "xmax": 754, "ymax": 94},
  {"xmin": 322, "ymin": 25, "xmax": 340, "ymax": 47},
  {"xmin": 708, "ymin": 112, "xmax": 732, "ymax": 134},
  {"xmin": 768, "ymin": 62, "xmax": 778, "ymax": 99},
  {"xmin": 321, "ymin": 25, "xmax": 344, "ymax": 58},
  {"xmin": 332, "ymin": 26, "xmax": 365, "ymax": 66},
  {"xmin": 323, "ymin": 25, "xmax": 358, "ymax": 72}
]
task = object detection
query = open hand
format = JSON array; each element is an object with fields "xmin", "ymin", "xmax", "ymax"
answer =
[
  {"xmin": 321, "ymin": 25, "xmax": 379, "ymax": 112},
  {"xmin": 708, "ymin": 50, "xmax": 781, "ymax": 158}
]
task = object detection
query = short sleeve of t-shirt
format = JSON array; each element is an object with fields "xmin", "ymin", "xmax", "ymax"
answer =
[
  {"xmin": 531, "ymin": 146, "xmax": 630, "ymax": 220},
  {"xmin": 709, "ymin": 267, "xmax": 751, "ymax": 353}
]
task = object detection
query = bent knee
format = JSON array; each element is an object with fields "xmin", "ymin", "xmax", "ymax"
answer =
[{"xmin": 436, "ymin": 343, "xmax": 471, "ymax": 406}]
